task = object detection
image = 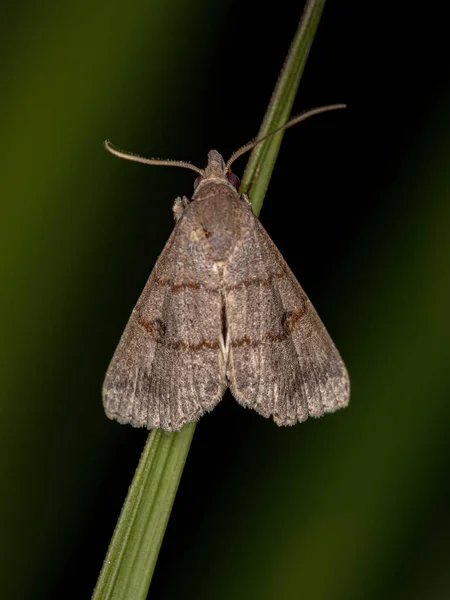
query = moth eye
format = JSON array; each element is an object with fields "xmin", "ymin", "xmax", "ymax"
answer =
[
  {"xmin": 194, "ymin": 175, "xmax": 203, "ymax": 190},
  {"xmin": 226, "ymin": 171, "xmax": 240, "ymax": 189}
]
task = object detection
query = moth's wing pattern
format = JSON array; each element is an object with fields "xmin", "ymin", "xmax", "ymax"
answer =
[
  {"xmin": 225, "ymin": 198, "xmax": 349, "ymax": 425},
  {"xmin": 103, "ymin": 206, "xmax": 227, "ymax": 431}
]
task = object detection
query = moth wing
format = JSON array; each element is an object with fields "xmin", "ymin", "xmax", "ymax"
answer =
[
  {"xmin": 225, "ymin": 200, "xmax": 349, "ymax": 425},
  {"xmin": 103, "ymin": 206, "xmax": 227, "ymax": 431}
]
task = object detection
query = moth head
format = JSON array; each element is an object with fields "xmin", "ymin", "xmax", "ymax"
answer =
[
  {"xmin": 193, "ymin": 150, "xmax": 240, "ymax": 195},
  {"xmin": 205, "ymin": 149, "xmax": 226, "ymax": 175}
]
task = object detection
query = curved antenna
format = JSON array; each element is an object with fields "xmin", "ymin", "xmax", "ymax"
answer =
[
  {"xmin": 104, "ymin": 140, "xmax": 204, "ymax": 175},
  {"xmin": 226, "ymin": 104, "xmax": 346, "ymax": 170}
]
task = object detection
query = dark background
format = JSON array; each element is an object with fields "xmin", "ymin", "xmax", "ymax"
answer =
[{"xmin": 2, "ymin": 1, "xmax": 450, "ymax": 598}]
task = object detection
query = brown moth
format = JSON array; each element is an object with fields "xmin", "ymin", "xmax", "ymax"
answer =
[{"xmin": 103, "ymin": 105, "xmax": 350, "ymax": 431}]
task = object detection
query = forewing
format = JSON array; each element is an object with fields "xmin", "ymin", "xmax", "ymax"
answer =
[
  {"xmin": 103, "ymin": 207, "xmax": 227, "ymax": 431},
  {"xmin": 225, "ymin": 200, "xmax": 349, "ymax": 425}
]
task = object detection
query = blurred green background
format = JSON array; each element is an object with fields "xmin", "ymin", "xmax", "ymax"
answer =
[{"xmin": 2, "ymin": 1, "xmax": 450, "ymax": 598}]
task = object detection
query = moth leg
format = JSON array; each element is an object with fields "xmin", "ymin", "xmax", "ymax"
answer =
[
  {"xmin": 240, "ymin": 192, "xmax": 252, "ymax": 207},
  {"xmin": 172, "ymin": 196, "xmax": 190, "ymax": 221}
]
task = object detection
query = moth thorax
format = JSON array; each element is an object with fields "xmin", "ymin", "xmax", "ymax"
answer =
[{"xmin": 195, "ymin": 192, "xmax": 238, "ymax": 262}]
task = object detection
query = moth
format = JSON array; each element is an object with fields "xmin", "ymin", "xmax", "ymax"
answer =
[{"xmin": 103, "ymin": 105, "xmax": 350, "ymax": 431}]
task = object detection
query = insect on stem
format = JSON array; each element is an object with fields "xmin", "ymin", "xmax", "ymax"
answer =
[{"xmin": 102, "ymin": 100, "xmax": 350, "ymax": 431}]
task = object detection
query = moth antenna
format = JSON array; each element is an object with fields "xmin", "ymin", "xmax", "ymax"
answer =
[
  {"xmin": 104, "ymin": 140, "xmax": 204, "ymax": 175},
  {"xmin": 226, "ymin": 104, "xmax": 346, "ymax": 170}
]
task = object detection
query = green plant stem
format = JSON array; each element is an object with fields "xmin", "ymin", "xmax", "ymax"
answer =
[
  {"xmin": 93, "ymin": 1, "xmax": 328, "ymax": 597},
  {"xmin": 92, "ymin": 425, "xmax": 195, "ymax": 599}
]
